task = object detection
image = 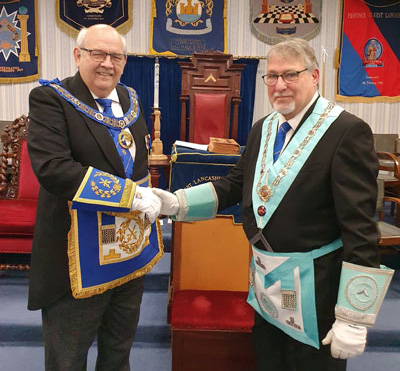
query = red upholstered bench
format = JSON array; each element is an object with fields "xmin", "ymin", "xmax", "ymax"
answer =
[
  {"xmin": 169, "ymin": 219, "xmax": 256, "ymax": 371},
  {"xmin": 0, "ymin": 115, "xmax": 39, "ymax": 270},
  {"xmin": 171, "ymin": 290, "xmax": 255, "ymax": 371}
]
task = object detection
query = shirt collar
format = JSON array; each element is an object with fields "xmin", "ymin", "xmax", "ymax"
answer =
[{"xmin": 91, "ymin": 88, "xmax": 119, "ymax": 103}]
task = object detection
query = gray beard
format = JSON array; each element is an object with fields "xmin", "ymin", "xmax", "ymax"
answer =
[{"xmin": 273, "ymin": 101, "xmax": 295, "ymax": 115}]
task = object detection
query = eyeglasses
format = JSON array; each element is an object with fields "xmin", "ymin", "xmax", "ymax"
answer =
[
  {"xmin": 261, "ymin": 68, "xmax": 308, "ymax": 86},
  {"xmin": 80, "ymin": 47, "xmax": 126, "ymax": 64}
]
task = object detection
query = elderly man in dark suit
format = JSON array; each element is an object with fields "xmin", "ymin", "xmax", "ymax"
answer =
[
  {"xmin": 28, "ymin": 24, "xmax": 163, "ymax": 370},
  {"xmin": 154, "ymin": 38, "xmax": 393, "ymax": 371}
]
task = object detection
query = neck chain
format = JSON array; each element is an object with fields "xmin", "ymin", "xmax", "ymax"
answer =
[{"xmin": 256, "ymin": 102, "xmax": 335, "ymax": 202}]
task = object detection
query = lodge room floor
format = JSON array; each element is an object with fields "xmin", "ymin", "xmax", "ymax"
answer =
[{"xmin": 1, "ymin": 220, "xmax": 400, "ymax": 371}]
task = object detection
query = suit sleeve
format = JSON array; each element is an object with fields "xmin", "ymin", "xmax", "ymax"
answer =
[
  {"xmin": 28, "ymin": 86, "xmax": 87, "ymax": 200},
  {"xmin": 331, "ymin": 114, "xmax": 380, "ymax": 268},
  {"xmin": 212, "ymin": 118, "xmax": 264, "ymax": 211}
]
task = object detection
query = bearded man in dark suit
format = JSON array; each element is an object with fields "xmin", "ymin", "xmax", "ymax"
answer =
[
  {"xmin": 153, "ymin": 38, "xmax": 393, "ymax": 371},
  {"xmin": 28, "ymin": 24, "xmax": 163, "ymax": 370}
]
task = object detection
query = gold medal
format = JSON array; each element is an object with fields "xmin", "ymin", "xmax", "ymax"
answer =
[
  {"xmin": 258, "ymin": 185, "xmax": 271, "ymax": 202},
  {"xmin": 118, "ymin": 131, "xmax": 133, "ymax": 149}
]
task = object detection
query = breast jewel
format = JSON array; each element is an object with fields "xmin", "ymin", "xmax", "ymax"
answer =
[{"xmin": 256, "ymin": 102, "xmax": 335, "ymax": 203}]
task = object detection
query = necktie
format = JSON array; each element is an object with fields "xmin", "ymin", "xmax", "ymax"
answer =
[
  {"xmin": 96, "ymin": 98, "xmax": 114, "ymax": 117},
  {"xmin": 273, "ymin": 121, "xmax": 291, "ymax": 163},
  {"xmin": 96, "ymin": 98, "xmax": 134, "ymax": 178}
]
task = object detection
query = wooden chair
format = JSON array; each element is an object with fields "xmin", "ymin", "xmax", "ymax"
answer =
[
  {"xmin": 376, "ymin": 151, "xmax": 400, "ymax": 227},
  {"xmin": 170, "ymin": 218, "xmax": 256, "ymax": 371},
  {"xmin": 376, "ymin": 178, "xmax": 400, "ymax": 256},
  {"xmin": 0, "ymin": 115, "xmax": 40, "ymax": 271},
  {"xmin": 374, "ymin": 133, "xmax": 400, "ymax": 226},
  {"xmin": 179, "ymin": 50, "xmax": 245, "ymax": 144}
]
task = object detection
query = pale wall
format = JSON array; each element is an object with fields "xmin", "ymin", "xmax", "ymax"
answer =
[{"xmin": 0, "ymin": 0, "xmax": 398, "ymax": 134}]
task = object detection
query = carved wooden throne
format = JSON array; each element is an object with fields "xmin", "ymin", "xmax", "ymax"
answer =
[
  {"xmin": 179, "ymin": 51, "xmax": 245, "ymax": 144},
  {"xmin": 0, "ymin": 115, "xmax": 39, "ymax": 270}
]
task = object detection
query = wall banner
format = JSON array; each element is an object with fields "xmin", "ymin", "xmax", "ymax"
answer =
[
  {"xmin": 250, "ymin": 0, "xmax": 321, "ymax": 45},
  {"xmin": 56, "ymin": 0, "xmax": 132, "ymax": 34},
  {"xmin": 337, "ymin": 0, "xmax": 400, "ymax": 102},
  {"xmin": 0, "ymin": 0, "xmax": 39, "ymax": 83},
  {"xmin": 150, "ymin": 0, "xmax": 227, "ymax": 56}
]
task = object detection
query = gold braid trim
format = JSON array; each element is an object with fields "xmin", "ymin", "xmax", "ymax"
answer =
[{"xmin": 68, "ymin": 205, "xmax": 164, "ymax": 299}]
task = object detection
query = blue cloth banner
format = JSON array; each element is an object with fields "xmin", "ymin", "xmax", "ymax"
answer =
[
  {"xmin": 56, "ymin": 0, "xmax": 132, "ymax": 33},
  {"xmin": 150, "ymin": 0, "xmax": 227, "ymax": 56},
  {"xmin": 0, "ymin": 0, "xmax": 39, "ymax": 83},
  {"xmin": 169, "ymin": 144, "xmax": 243, "ymax": 223}
]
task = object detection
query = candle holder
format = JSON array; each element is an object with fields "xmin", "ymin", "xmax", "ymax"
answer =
[
  {"xmin": 150, "ymin": 107, "xmax": 168, "ymax": 160},
  {"xmin": 148, "ymin": 107, "xmax": 169, "ymax": 188}
]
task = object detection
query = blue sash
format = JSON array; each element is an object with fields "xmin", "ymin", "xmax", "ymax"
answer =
[{"xmin": 252, "ymin": 97, "xmax": 344, "ymax": 228}]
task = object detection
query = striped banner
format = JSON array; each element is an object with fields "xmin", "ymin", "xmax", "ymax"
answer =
[{"xmin": 337, "ymin": 0, "xmax": 400, "ymax": 102}]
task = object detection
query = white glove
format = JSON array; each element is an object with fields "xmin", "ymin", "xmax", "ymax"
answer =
[
  {"xmin": 131, "ymin": 185, "xmax": 162, "ymax": 223},
  {"xmin": 322, "ymin": 319, "xmax": 367, "ymax": 359},
  {"xmin": 152, "ymin": 188, "xmax": 180, "ymax": 216}
]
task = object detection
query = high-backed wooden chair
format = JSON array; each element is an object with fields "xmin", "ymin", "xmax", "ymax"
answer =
[
  {"xmin": 168, "ymin": 53, "xmax": 254, "ymax": 370},
  {"xmin": 0, "ymin": 115, "xmax": 39, "ymax": 270},
  {"xmin": 179, "ymin": 51, "xmax": 245, "ymax": 144}
]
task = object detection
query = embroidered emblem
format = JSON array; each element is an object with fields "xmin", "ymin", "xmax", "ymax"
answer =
[
  {"xmin": 260, "ymin": 292, "xmax": 278, "ymax": 318},
  {"xmin": 286, "ymin": 316, "xmax": 301, "ymax": 330},
  {"xmin": 116, "ymin": 210, "xmax": 151, "ymax": 255},
  {"xmin": 91, "ymin": 172, "xmax": 122, "ymax": 198},
  {"xmin": 346, "ymin": 275, "xmax": 378, "ymax": 311},
  {"xmin": 77, "ymin": 0, "xmax": 112, "ymax": 14},
  {"xmin": 249, "ymin": 266, "xmax": 255, "ymax": 288},
  {"xmin": 255, "ymin": 256, "xmax": 266, "ymax": 270},
  {"xmin": 102, "ymin": 224, "xmax": 116, "ymax": 244},
  {"xmin": 281, "ymin": 290, "xmax": 297, "ymax": 311}
]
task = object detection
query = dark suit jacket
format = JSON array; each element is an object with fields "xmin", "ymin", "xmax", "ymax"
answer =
[
  {"xmin": 212, "ymin": 97, "xmax": 380, "ymax": 324},
  {"xmin": 27, "ymin": 72, "xmax": 150, "ymax": 310}
]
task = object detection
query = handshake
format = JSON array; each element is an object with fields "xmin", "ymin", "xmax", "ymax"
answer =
[{"xmin": 131, "ymin": 186, "xmax": 179, "ymax": 223}]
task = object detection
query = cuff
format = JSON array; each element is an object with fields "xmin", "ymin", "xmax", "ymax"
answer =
[
  {"xmin": 335, "ymin": 261, "xmax": 394, "ymax": 327},
  {"xmin": 173, "ymin": 182, "xmax": 218, "ymax": 221},
  {"xmin": 72, "ymin": 166, "xmax": 136, "ymax": 212}
]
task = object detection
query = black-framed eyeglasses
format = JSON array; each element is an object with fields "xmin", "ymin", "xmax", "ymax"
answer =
[
  {"xmin": 261, "ymin": 68, "xmax": 308, "ymax": 86},
  {"xmin": 80, "ymin": 47, "xmax": 126, "ymax": 64}
]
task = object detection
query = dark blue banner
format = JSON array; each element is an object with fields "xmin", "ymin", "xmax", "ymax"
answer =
[
  {"xmin": 56, "ymin": 0, "xmax": 132, "ymax": 33},
  {"xmin": 0, "ymin": 0, "xmax": 39, "ymax": 83},
  {"xmin": 150, "ymin": 0, "xmax": 227, "ymax": 56}
]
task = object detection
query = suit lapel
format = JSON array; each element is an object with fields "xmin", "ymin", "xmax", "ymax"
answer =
[{"xmin": 66, "ymin": 73, "xmax": 126, "ymax": 177}]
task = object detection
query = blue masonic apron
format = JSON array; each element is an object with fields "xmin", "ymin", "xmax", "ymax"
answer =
[
  {"xmin": 68, "ymin": 169, "xmax": 164, "ymax": 299},
  {"xmin": 39, "ymin": 79, "xmax": 162, "ymax": 299},
  {"xmin": 248, "ymin": 97, "xmax": 344, "ymax": 349}
]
